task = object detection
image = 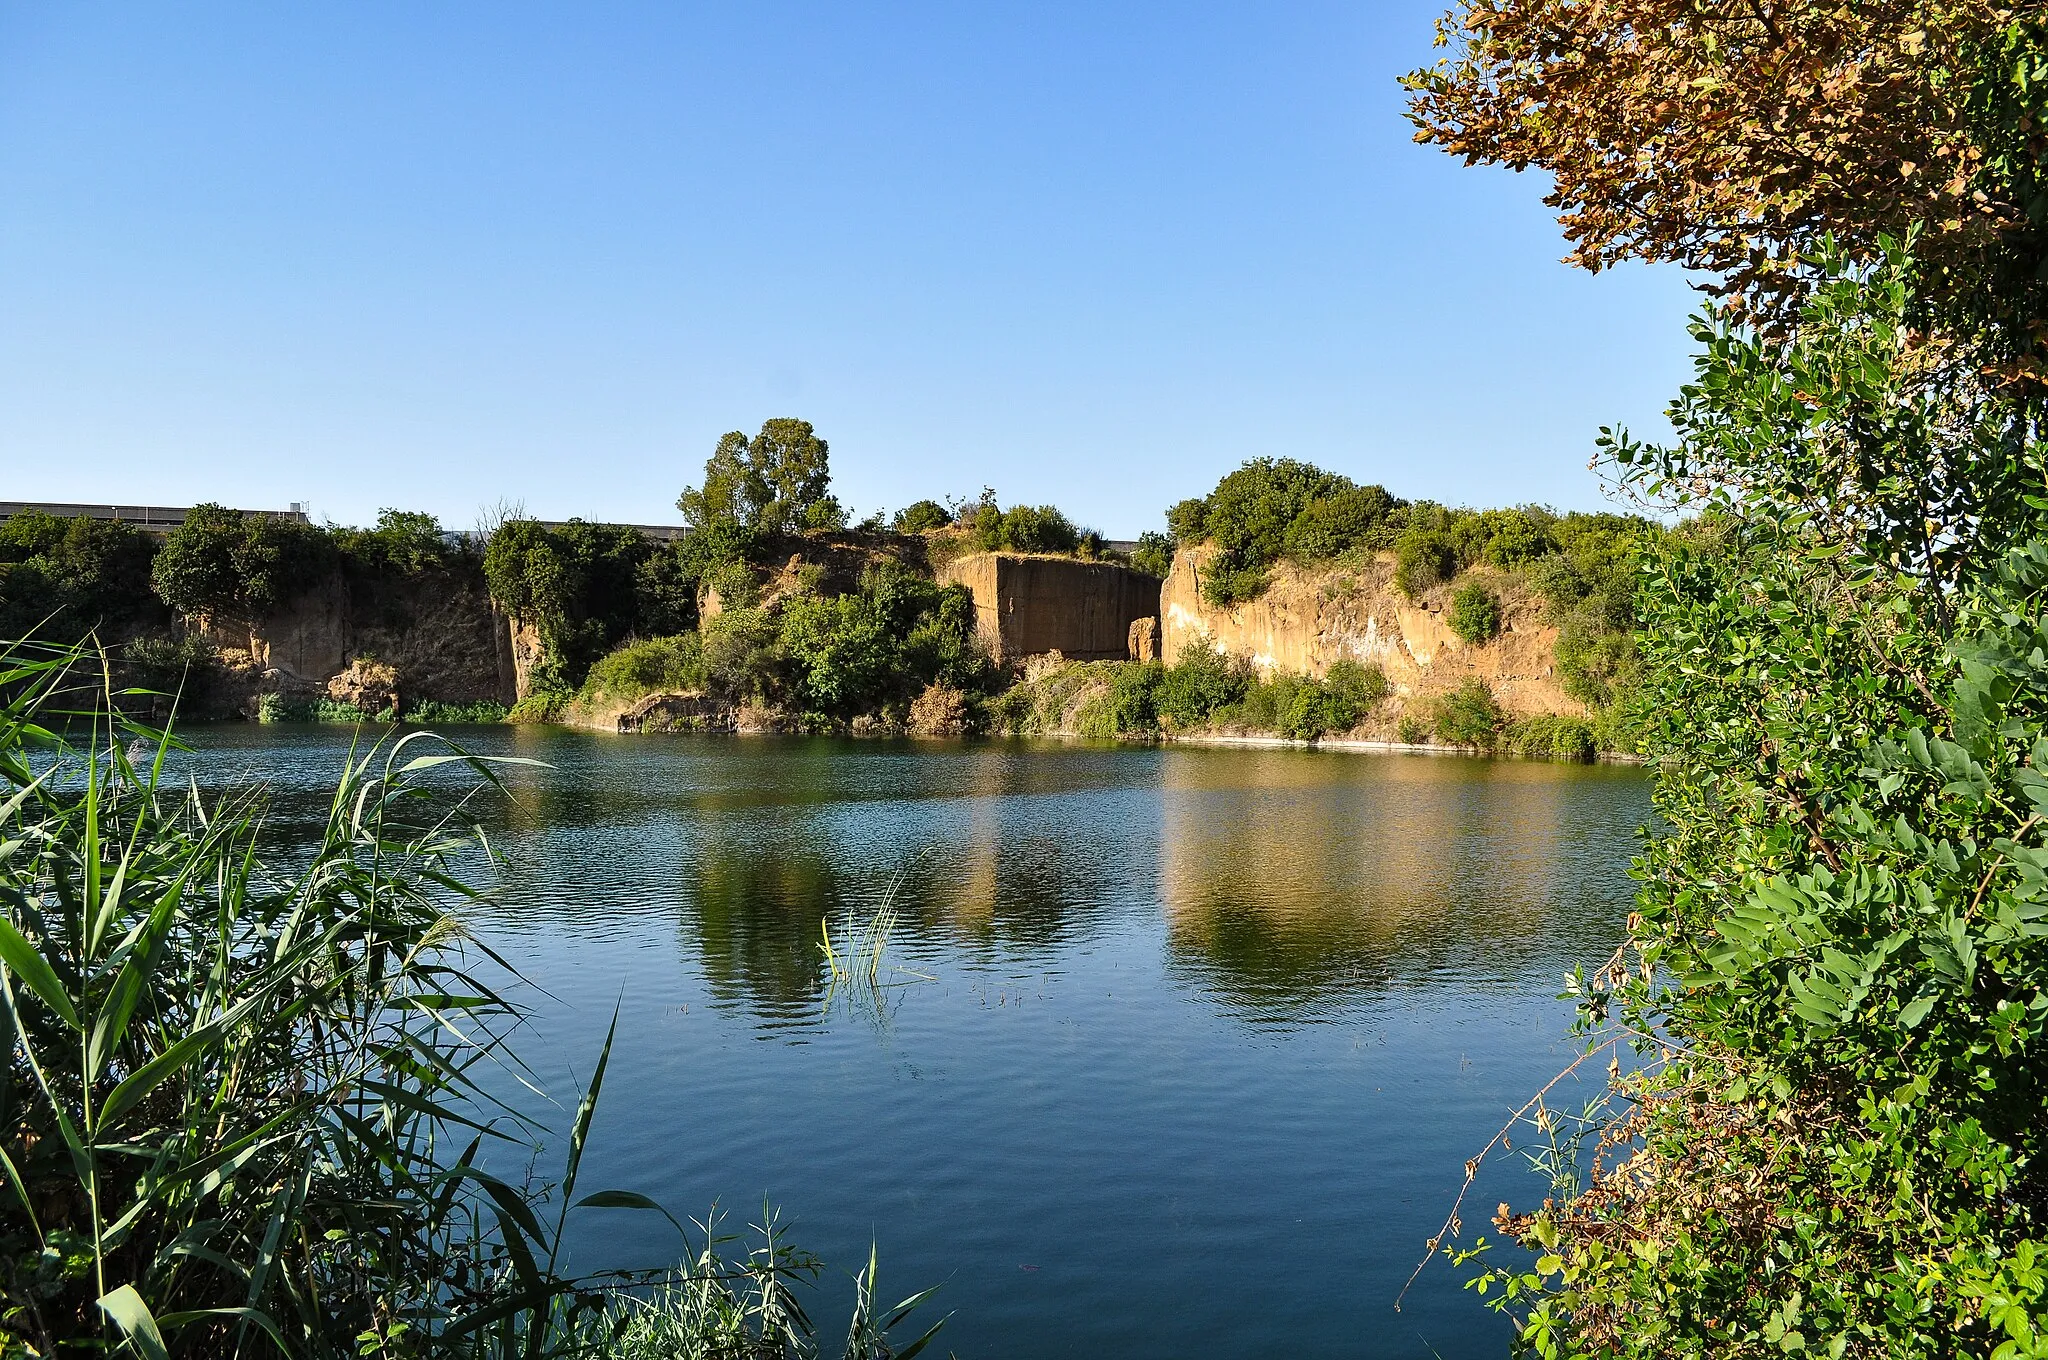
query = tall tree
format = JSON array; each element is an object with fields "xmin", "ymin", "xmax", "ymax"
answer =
[{"xmin": 676, "ymin": 418, "xmax": 841, "ymax": 534}]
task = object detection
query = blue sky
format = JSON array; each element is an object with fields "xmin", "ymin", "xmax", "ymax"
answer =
[{"xmin": 0, "ymin": 2, "xmax": 1697, "ymax": 537}]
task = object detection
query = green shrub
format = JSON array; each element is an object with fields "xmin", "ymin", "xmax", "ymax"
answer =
[
  {"xmin": 507, "ymin": 689, "xmax": 570, "ymax": 723},
  {"xmin": 0, "ymin": 515, "xmax": 166, "ymax": 642},
  {"xmin": 1393, "ymin": 525, "xmax": 1461, "ymax": 597},
  {"xmin": 484, "ymin": 517, "xmax": 655, "ymax": 691},
  {"xmin": 892, "ymin": 499, "xmax": 952, "ymax": 534},
  {"xmin": 1447, "ymin": 581, "xmax": 1503, "ymax": 643},
  {"xmin": 405, "ymin": 697, "xmax": 511, "ymax": 724},
  {"xmin": 1324, "ymin": 657, "xmax": 1391, "ymax": 716},
  {"xmin": 1156, "ymin": 643, "xmax": 1252, "ymax": 727},
  {"xmin": 1396, "ymin": 713, "xmax": 1430, "ymax": 745},
  {"xmin": 152, "ymin": 504, "xmax": 336, "ymax": 617},
  {"xmin": 583, "ymin": 634, "xmax": 708, "ymax": 699},
  {"xmin": 1177, "ymin": 459, "xmax": 1402, "ymax": 605},
  {"xmin": 1430, "ymin": 679, "xmax": 1504, "ymax": 747},
  {"xmin": 1506, "ymin": 713, "xmax": 1596, "ymax": 760},
  {"xmin": 1283, "ymin": 484, "xmax": 1400, "ymax": 562},
  {"xmin": 969, "ymin": 502, "xmax": 1083, "ymax": 555},
  {"xmin": 1076, "ymin": 661, "xmax": 1162, "ymax": 737},
  {"xmin": 1129, "ymin": 530, "xmax": 1176, "ymax": 578}
]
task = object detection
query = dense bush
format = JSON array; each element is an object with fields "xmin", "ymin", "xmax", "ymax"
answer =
[
  {"xmin": 892, "ymin": 499, "xmax": 952, "ymax": 534},
  {"xmin": 404, "ymin": 696, "xmax": 511, "ymax": 724},
  {"xmin": 1155, "ymin": 643, "xmax": 1252, "ymax": 727},
  {"xmin": 1392, "ymin": 523, "xmax": 1461, "ymax": 597},
  {"xmin": 1129, "ymin": 530, "xmax": 1176, "ymax": 579},
  {"xmin": 1504, "ymin": 712, "xmax": 1596, "ymax": 761},
  {"xmin": 1174, "ymin": 458, "xmax": 1402, "ymax": 605},
  {"xmin": 1428, "ymin": 678, "xmax": 1504, "ymax": 747},
  {"xmin": 576, "ymin": 560, "xmax": 998, "ymax": 731},
  {"xmin": 151, "ymin": 504, "xmax": 337, "ymax": 617},
  {"xmin": 581, "ymin": 634, "xmax": 708, "ymax": 699},
  {"xmin": 1447, "ymin": 581, "xmax": 1502, "ymax": 643},
  {"xmin": 484, "ymin": 517, "xmax": 655, "ymax": 694},
  {"xmin": 0, "ymin": 513, "xmax": 166, "ymax": 641},
  {"xmin": 968, "ymin": 501, "xmax": 1083, "ymax": 555}
]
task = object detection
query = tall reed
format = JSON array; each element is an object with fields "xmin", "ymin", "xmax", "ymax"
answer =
[{"xmin": 0, "ymin": 640, "xmax": 942, "ymax": 1359}]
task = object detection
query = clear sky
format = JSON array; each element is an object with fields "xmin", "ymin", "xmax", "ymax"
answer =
[{"xmin": 0, "ymin": 2, "xmax": 1698, "ymax": 537}]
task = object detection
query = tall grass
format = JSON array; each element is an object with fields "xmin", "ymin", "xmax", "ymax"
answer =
[{"xmin": 0, "ymin": 640, "xmax": 941, "ymax": 1359}]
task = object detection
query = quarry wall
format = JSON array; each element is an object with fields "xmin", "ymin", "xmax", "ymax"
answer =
[
  {"xmin": 938, "ymin": 552, "xmax": 1162, "ymax": 663},
  {"xmin": 1160, "ymin": 544, "xmax": 1580, "ymax": 717},
  {"xmin": 196, "ymin": 569, "xmax": 516, "ymax": 716}
]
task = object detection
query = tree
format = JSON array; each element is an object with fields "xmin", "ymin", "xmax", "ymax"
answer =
[
  {"xmin": 1404, "ymin": 0, "xmax": 2048, "ymax": 363},
  {"xmin": 892, "ymin": 500, "xmax": 951, "ymax": 534},
  {"xmin": 676, "ymin": 418, "xmax": 837, "ymax": 534},
  {"xmin": 151, "ymin": 505, "xmax": 334, "ymax": 617}
]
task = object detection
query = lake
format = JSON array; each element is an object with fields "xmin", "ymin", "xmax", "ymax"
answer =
[{"xmin": 179, "ymin": 726, "xmax": 1651, "ymax": 1359}]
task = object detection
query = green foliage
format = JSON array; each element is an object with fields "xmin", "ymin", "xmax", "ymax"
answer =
[
  {"xmin": 1076, "ymin": 662, "xmax": 1164, "ymax": 738},
  {"xmin": 1129, "ymin": 530, "xmax": 1176, "ymax": 579},
  {"xmin": 581, "ymin": 561, "xmax": 999, "ymax": 730},
  {"xmin": 1176, "ymin": 458, "xmax": 1402, "ymax": 605},
  {"xmin": 968, "ymin": 502, "xmax": 1082, "ymax": 555},
  {"xmin": 774, "ymin": 563, "xmax": 993, "ymax": 726},
  {"xmin": 1393, "ymin": 522, "xmax": 1460, "ymax": 597},
  {"xmin": 1454, "ymin": 248, "xmax": 2048, "ymax": 1356},
  {"xmin": 484, "ymin": 518, "xmax": 655, "ymax": 691},
  {"xmin": 1504, "ymin": 713, "xmax": 1596, "ymax": 761},
  {"xmin": 1155, "ymin": 643, "xmax": 1253, "ymax": 727},
  {"xmin": 0, "ymin": 514, "xmax": 166, "ymax": 642},
  {"xmin": 150, "ymin": 505, "xmax": 336, "ymax": 617},
  {"xmin": 1447, "ymin": 581, "xmax": 1502, "ymax": 644},
  {"xmin": 507, "ymin": 689, "xmax": 570, "ymax": 724},
  {"xmin": 581, "ymin": 634, "xmax": 708, "ymax": 700},
  {"xmin": 1429, "ymin": 679, "xmax": 1504, "ymax": 747},
  {"xmin": 1283, "ymin": 484, "xmax": 1400, "ymax": 562},
  {"xmin": 1052, "ymin": 648, "xmax": 1387, "ymax": 742},
  {"xmin": 404, "ymin": 697, "xmax": 510, "ymax": 724},
  {"xmin": 330, "ymin": 508, "xmax": 454, "ymax": 576},
  {"xmin": 891, "ymin": 500, "xmax": 952, "ymax": 534},
  {"xmin": 256, "ymin": 693, "xmax": 387, "ymax": 723},
  {"xmin": 677, "ymin": 418, "xmax": 837, "ymax": 535}
]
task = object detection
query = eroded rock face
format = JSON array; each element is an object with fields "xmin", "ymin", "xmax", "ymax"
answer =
[
  {"xmin": 938, "ymin": 553, "xmax": 1162, "ymax": 663},
  {"xmin": 196, "ymin": 569, "xmax": 517, "ymax": 717},
  {"xmin": 1159, "ymin": 545, "xmax": 1580, "ymax": 716}
]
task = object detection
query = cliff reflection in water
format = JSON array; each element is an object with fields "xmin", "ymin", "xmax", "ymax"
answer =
[
  {"xmin": 1158, "ymin": 748, "xmax": 1644, "ymax": 1022},
  {"xmin": 187, "ymin": 727, "xmax": 1644, "ymax": 1030}
]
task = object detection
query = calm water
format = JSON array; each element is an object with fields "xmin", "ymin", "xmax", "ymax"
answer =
[{"xmin": 177, "ymin": 726, "xmax": 1651, "ymax": 1359}]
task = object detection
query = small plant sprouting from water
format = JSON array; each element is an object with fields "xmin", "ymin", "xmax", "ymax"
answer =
[{"xmin": 818, "ymin": 866, "xmax": 934, "ymax": 1018}]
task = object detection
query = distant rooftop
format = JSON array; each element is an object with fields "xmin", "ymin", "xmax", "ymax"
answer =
[{"xmin": 0, "ymin": 501, "xmax": 310, "ymax": 530}]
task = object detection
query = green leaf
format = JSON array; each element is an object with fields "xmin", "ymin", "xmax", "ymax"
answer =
[
  {"xmin": 98, "ymin": 1285, "xmax": 169, "ymax": 1360},
  {"xmin": 0, "ymin": 914, "xmax": 80, "ymax": 1030}
]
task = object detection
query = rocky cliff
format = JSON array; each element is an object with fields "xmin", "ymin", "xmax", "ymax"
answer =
[
  {"xmin": 938, "ymin": 552, "xmax": 1161, "ymax": 663},
  {"xmin": 195, "ymin": 567, "xmax": 516, "ymax": 717},
  {"xmin": 1160, "ymin": 544, "xmax": 1580, "ymax": 716}
]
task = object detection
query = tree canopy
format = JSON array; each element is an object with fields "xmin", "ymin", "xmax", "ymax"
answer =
[{"xmin": 676, "ymin": 418, "xmax": 845, "ymax": 534}]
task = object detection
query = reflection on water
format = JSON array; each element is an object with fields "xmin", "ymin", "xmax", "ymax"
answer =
[{"xmin": 170, "ymin": 726, "xmax": 1650, "ymax": 1360}]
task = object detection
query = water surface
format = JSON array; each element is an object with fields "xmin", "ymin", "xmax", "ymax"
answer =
[{"xmin": 182, "ymin": 727, "xmax": 1650, "ymax": 1359}]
